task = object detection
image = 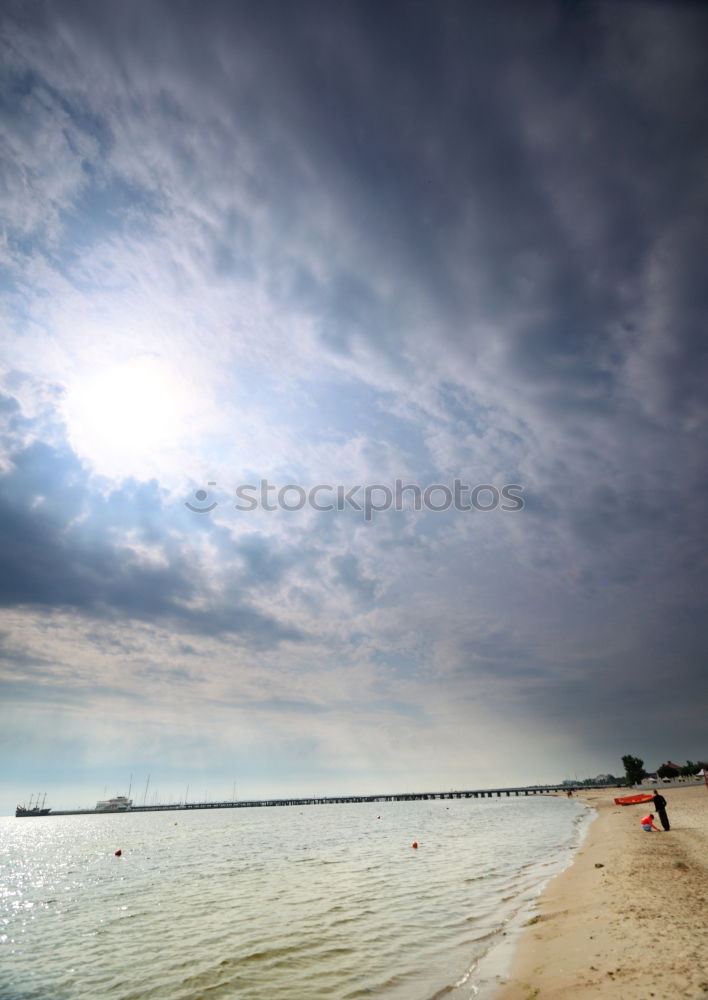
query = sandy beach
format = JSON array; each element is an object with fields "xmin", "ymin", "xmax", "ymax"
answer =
[{"xmin": 492, "ymin": 783, "xmax": 708, "ymax": 1000}]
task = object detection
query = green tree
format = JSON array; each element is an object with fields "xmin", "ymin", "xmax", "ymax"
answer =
[
  {"xmin": 621, "ymin": 754, "xmax": 646, "ymax": 786},
  {"xmin": 657, "ymin": 763, "xmax": 679, "ymax": 779},
  {"xmin": 681, "ymin": 761, "xmax": 701, "ymax": 777}
]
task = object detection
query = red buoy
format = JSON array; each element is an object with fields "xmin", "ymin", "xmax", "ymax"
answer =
[
  {"xmin": 115, "ymin": 849, "xmax": 122, "ymax": 857},
  {"xmin": 411, "ymin": 841, "xmax": 418, "ymax": 849}
]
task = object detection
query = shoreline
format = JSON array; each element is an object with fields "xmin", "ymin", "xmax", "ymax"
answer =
[{"xmin": 488, "ymin": 784, "xmax": 708, "ymax": 999}]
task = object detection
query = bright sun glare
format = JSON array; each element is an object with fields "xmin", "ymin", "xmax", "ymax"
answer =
[{"xmin": 64, "ymin": 358, "xmax": 187, "ymax": 478}]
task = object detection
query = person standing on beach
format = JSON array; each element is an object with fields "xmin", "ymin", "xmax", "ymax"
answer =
[
  {"xmin": 652, "ymin": 791, "xmax": 670, "ymax": 830},
  {"xmin": 640, "ymin": 813, "xmax": 661, "ymax": 832}
]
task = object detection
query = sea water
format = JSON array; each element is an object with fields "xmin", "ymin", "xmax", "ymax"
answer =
[{"xmin": 1, "ymin": 796, "xmax": 592, "ymax": 1000}]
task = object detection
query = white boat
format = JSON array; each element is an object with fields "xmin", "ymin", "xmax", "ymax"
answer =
[{"xmin": 95, "ymin": 795, "xmax": 133, "ymax": 812}]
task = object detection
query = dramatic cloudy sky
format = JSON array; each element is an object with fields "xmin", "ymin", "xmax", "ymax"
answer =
[{"xmin": 2, "ymin": 0, "xmax": 707, "ymax": 811}]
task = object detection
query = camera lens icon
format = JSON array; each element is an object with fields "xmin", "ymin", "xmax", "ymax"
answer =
[{"xmin": 185, "ymin": 482, "xmax": 219, "ymax": 513}]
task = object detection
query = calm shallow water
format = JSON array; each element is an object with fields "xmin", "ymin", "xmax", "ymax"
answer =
[{"xmin": 1, "ymin": 796, "xmax": 591, "ymax": 1000}]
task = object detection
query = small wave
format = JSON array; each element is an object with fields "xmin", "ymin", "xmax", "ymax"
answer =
[{"xmin": 230, "ymin": 942, "xmax": 305, "ymax": 965}]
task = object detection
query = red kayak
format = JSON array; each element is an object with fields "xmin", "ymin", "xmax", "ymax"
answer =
[{"xmin": 614, "ymin": 793, "xmax": 654, "ymax": 806}]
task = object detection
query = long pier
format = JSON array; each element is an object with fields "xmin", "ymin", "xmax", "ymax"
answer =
[{"xmin": 33, "ymin": 785, "xmax": 591, "ymax": 817}]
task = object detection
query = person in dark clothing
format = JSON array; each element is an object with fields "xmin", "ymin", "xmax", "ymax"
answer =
[{"xmin": 652, "ymin": 791, "xmax": 670, "ymax": 830}]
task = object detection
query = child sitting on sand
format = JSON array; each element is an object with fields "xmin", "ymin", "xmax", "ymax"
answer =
[{"xmin": 640, "ymin": 813, "xmax": 661, "ymax": 832}]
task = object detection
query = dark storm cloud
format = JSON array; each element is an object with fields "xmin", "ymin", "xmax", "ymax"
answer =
[
  {"xmin": 264, "ymin": 0, "xmax": 708, "ymax": 432},
  {"xmin": 124, "ymin": 0, "xmax": 708, "ymax": 435},
  {"xmin": 0, "ymin": 396, "xmax": 302, "ymax": 645},
  {"xmin": 486, "ymin": 636, "xmax": 708, "ymax": 771}
]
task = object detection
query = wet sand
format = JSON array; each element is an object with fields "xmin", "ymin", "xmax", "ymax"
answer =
[{"xmin": 492, "ymin": 783, "xmax": 708, "ymax": 999}]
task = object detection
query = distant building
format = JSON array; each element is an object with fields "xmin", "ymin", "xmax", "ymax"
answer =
[{"xmin": 656, "ymin": 761, "xmax": 682, "ymax": 775}]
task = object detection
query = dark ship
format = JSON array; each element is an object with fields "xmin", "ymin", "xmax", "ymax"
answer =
[{"xmin": 15, "ymin": 793, "xmax": 51, "ymax": 817}]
